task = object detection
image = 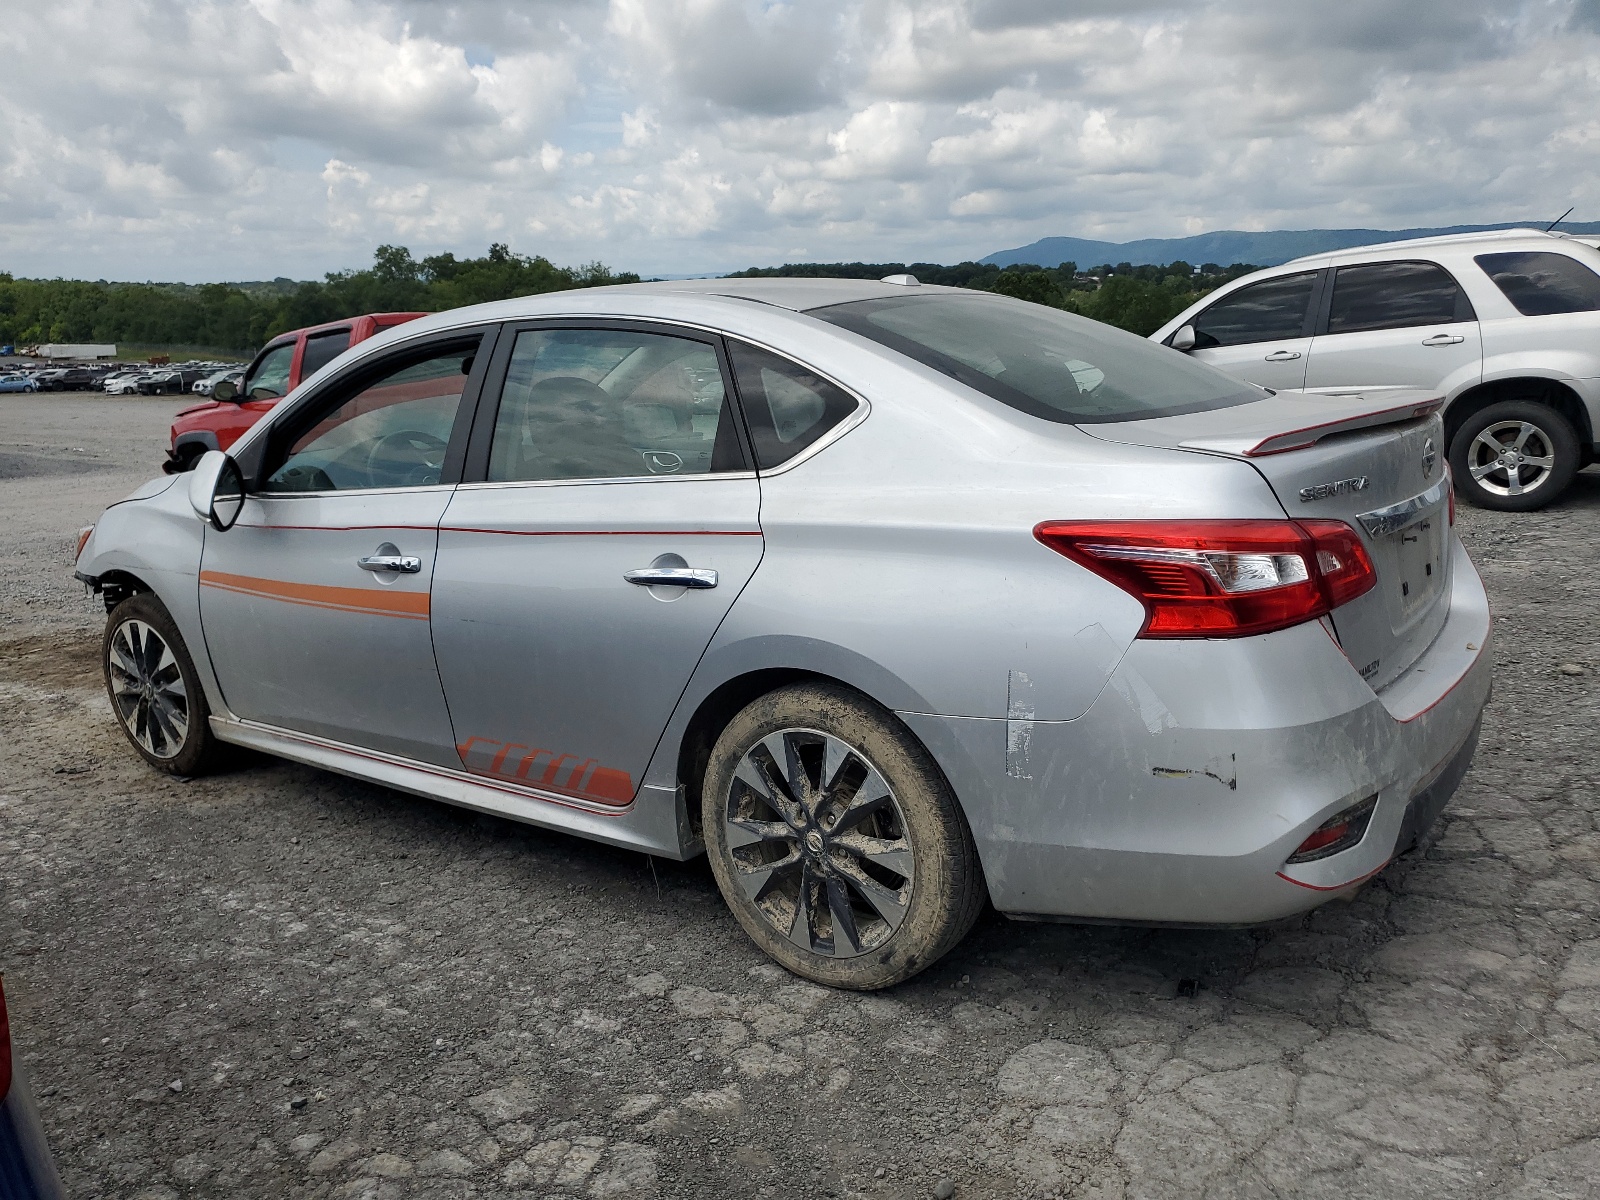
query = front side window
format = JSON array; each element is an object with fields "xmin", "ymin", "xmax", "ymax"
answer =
[
  {"xmin": 486, "ymin": 328, "xmax": 744, "ymax": 483},
  {"xmin": 243, "ymin": 341, "xmax": 296, "ymax": 399},
  {"xmin": 1475, "ymin": 250, "xmax": 1600, "ymax": 316},
  {"xmin": 816, "ymin": 294, "xmax": 1254, "ymax": 425},
  {"xmin": 726, "ymin": 342, "xmax": 859, "ymax": 468},
  {"xmin": 1190, "ymin": 272, "xmax": 1318, "ymax": 348},
  {"xmin": 300, "ymin": 328, "xmax": 352, "ymax": 379},
  {"xmin": 262, "ymin": 338, "xmax": 480, "ymax": 492},
  {"xmin": 1326, "ymin": 261, "xmax": 1475, "ymax": 334}
]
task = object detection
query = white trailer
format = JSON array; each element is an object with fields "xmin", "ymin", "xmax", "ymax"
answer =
[{"xmin": 38, "ymin": 344, "xmax": 117, "ymax": 359}]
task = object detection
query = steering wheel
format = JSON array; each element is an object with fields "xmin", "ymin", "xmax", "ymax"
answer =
[{"xmin": 364, "ymin": 429, "xmax": 449, "ymax": 488}]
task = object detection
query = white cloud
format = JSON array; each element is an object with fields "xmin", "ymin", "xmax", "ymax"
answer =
[{"xmin": 2, "ymin": 0, "xmax": 1600, "ymax": 280}]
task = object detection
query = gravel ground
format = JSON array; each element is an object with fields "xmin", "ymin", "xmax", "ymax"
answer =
[{"xmin": 3, "ymin": 391, "xmax": 1600, "ymax": 1200}]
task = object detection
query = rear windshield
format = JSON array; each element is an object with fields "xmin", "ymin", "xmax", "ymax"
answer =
[{"xmin": 813, "ymin": 294, "xmax": 1256, "ymax": 424}]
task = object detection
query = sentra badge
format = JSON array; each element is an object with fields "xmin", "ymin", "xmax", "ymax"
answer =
[{"xmin": 1299, "ymin": 477, "xmax": 1369, "ymax": 502}]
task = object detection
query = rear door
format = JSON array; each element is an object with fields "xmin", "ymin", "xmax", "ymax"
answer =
[
  {"xmin": 1183, "ymin": 269, "xmax": 1323, "ymax": 390},
  {"xmin": 1304, "ymin": 260, "xmax": 1482, "ymax": 395},
  {"xmin": 430, "ymin": 322, "xmax": 763, "ymax": 806}
]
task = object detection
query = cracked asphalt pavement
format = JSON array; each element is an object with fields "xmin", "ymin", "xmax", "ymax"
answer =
[{"xmin": 3, "ymin": 392, "xmax": 1600, "ymax": 1199}]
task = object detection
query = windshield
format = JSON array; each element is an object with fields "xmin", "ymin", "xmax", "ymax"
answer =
[
  {"xmin": 814, "ymin": 293, "xmax": 1256, "ymax": 424},
  {"xmin": 243, "ymin": 341, "xmax": 295, "ymax": 400}
]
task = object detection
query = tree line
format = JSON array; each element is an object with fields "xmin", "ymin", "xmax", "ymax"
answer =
[
  {"xmin": 0, "ymin": 244, "xmax": 640, "ymax": 354},
  {"xmin": 0, "ymin": 244, "xmax": 1258, "ymax": 356}
]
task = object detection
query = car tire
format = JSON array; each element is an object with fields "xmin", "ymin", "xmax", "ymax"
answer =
[
  {"xmin": 701, "ymin": 682, "xmax": 986, "ymax": 990},
  {"xmin": 1449, "ymin": 399, "xmax": 1580, "ymax": 512},
  {"xmin": 103, "ymin": 593, "xmax": 224, "ymax": 776}
]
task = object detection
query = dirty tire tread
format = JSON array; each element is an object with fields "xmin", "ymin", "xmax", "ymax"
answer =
[
  {"xmin": 1448, "ymin": 398, "xmax": 1579, "ymax": 512},
  {"xmin": 701, "ymin": 681, "xmax": 987, "ymax": 990},
  {"xmin": 103, "ymin": 592, "xmax": 224, "ymax": 777}
]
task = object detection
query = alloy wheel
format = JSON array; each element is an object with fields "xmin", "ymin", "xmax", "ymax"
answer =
[
  {"xmin": 722, "ymin": 728, "xmax": 915, "ymax": 959},
  {"xmin": 1466, "ymin": 419, "xmax": 1557, "ymax": 498},
  {"xmin": 107, "ymin": 618, "xmax": 190, "ymax": 759}
]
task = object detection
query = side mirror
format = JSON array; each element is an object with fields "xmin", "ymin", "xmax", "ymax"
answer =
[
  {"xmin": 211, "ymin": 379, "xmax": 239, "ymax": 402},
  {"xmin": 187, "ymin": 450, "xmax": 246, "ymax": 531},
  {"xmin": 1170, "ymin": 324, "xmax": 1197, "ymax": 352}
]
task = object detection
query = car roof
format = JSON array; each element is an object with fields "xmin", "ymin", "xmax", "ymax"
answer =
[
  {"xmin": 1284, "ymin": 227, "xmax": 1584, "ymax": 266},
  {"xmin": 580, "ymin": 276, "xmax": 961, "ymax": 312}
]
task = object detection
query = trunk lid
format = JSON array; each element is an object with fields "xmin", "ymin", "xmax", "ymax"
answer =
[{"xmin": 1083, "ymin": 388, "xmax": 1452, "ymax": 691}]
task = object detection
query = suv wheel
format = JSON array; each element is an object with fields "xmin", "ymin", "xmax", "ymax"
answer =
[
  {"xmin": 103, "ymin": 593, "xmax": 224, "ymax": 776},
  {"xmin": 702, "ymin": 682, "xmax": 986, "ymax": 990},
  {"xmin": 1449, "ymin": 399, "xmax": 1580, "ymax": 512}
]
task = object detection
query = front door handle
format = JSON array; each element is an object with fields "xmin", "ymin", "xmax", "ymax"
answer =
[
  {"xmin": 1263, "ymin": 349, "xmax": 1302, "ymax": 362},
  {"xmin": 624, "ymin": 567, "xmax": 718, "ymax": 589},
  {"xmin": 1422, "ymin": 333, "xmax": 1465, "ymax": 346},
  {"xmin": 358, "ymin": 554, "xmax": 422, "ymax": 574}
]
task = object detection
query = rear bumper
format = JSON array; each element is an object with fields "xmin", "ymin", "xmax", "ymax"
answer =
[{"xmin": 902, "ymin": 536, "xmax": 1493, "ymax": 925}]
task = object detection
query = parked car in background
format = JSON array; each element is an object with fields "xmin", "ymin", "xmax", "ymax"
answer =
[
  {"xmin": 165, "ymin": 311, "xmax": 427, "ymax": 471},
  {"xmin": 103, "ymin": 373, "xmax": 151, "ymax": 395},
  {"xmin": 0, "ymin": 373, "xmax": 40, "ymax": 393},
  {"xmin": 82, "ymin": 279, "xmax": 1491, "ymax": 988},
  {"xmin": 33, "ymin": 366, "xmax": 100, "ymax": 392},
  {"xmin": 1153, "ymin": 228, "xmax": 1600, "ymax": 511},
  {"xmin": 0, "ymin": 976, "xmax": 69, "ymax": 1198},
  {"xmin": 193, "ymin": 369, "xmax": 244, "ymax": 397}
]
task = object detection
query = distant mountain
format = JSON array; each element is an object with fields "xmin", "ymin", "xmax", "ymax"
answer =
[{"xmin": 981, "ymin": 222, "xmax": 1600, "ymax": 270}]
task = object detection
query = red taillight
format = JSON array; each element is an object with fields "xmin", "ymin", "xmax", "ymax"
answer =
[
  {"xmin": 1034, "ymin": 519, "xmax": 1377, "ymax": 638},
  {"xmin": 1446, "ymin": 466, "xmax": 1456, "ymax": 526},
  {"xmin": 1287, "ymin": 795, "xmax": 1378, "ymax": 863}
]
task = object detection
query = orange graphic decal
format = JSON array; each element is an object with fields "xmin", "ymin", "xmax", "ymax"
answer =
[
  {"xmin": 456, "ymin": 736, "xmax": 635, "ymax": 807},
  {"xmin": 200, "ymin": 570, "xmax": 429, "ymax": 619}
]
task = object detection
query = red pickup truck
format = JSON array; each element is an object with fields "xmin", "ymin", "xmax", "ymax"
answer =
[{"xmin": 164, "ymin": 311, "xmax": 426, "ymax": 472}]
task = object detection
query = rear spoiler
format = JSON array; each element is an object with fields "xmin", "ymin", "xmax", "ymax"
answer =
[{"xmin": 1178, "ymin": 390, "xmax": 1443, "ymax": 458}]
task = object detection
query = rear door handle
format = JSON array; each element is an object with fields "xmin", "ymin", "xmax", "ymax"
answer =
[
  {"xmin": 1263, "ymin": 350, "xmax": 1302, "ymax": 361},
  {"xmin": 358, "ymin": 555, "xmax": 422, "ymax": 574},
  {"xmin": 1422, "ymin": 333, "xmax": 1465, "ymax": 346},
  {"xmin": 624, "ymin": 567, "xmax": 718, "ymax": 589}
]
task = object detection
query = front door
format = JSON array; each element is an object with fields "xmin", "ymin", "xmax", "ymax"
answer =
[
  {"xmin": 1186, "ymin": 268, "xmax": 1323, "ymax": 390},
  {"xmin": 431, "ymin": 324, "xmax": 763, "ymax": 806},
  {"xmin": 200, "ymin": 331, "xmax": 490, "ymax": 766},
  {"xmin": 1304, "ymin": 259, "xmax": 1482, "ymax": 394}
]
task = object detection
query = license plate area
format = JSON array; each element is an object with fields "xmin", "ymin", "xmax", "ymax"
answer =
[{"xmin": 1389, "ymin": 515, "xmax": 1446, "ymax": 618}]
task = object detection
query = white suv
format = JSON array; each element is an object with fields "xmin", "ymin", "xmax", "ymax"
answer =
[{"xmin": 1152, "ymin": 229, "xmax": 1600, "ymax": 510}]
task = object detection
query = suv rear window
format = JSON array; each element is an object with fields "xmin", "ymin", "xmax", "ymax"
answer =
[
  {"xmin": 1474, "ymin": 251, "xmax": 1600, "ymax": 316},
  {"xmin": 814, "ymin": 294, "xmax": 1255, "ymax": 424}
]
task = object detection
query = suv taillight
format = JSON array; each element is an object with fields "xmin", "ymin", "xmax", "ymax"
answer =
[{"xmin": 1034, "ymin": 519, "xmax": 1376, "ymax": 638}]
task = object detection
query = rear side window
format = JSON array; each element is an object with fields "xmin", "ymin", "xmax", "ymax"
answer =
[
  {"xmin": 1190, "ymin": 271, "xmax": 1318, "ymax": 348},
  {"xmin": 727, "ymin": 342, "xmax": 859, "ymax": 468},
  {"xmin": 301, "ymin": 328, "xmax": 352, "ymax": 379},
  {"xmin": 486, "ymin": 328, "xmax": 745, "ymax": 483},
  {"xmin": 1475, "ymin": 251, "xmax": 1600, "ymax": 316},
  {"xmin": 1326, "ymin": 261, "xmax": 1475, "ymax": 334}
]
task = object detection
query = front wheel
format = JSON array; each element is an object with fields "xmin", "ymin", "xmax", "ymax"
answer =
[
  {"xmin": 103, "ymin": 593, "xmax": 223, "ymax": 776},
  {"xmin": 702, "ymin": 682, "xmax": 986, "ymax": 990},
  {"xmin": 1449, "ymin": 399, "xmax": 1580, "ymax": 512}
]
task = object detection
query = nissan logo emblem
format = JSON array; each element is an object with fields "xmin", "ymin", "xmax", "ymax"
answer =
[{"xmin": 1421, "ymin": 436, "xmax": 1437, "ymax": 477}]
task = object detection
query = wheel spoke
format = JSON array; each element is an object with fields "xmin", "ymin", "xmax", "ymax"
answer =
[
  {"xmin": 733, "ymin": 847, "xmax": 802, "ymax": 904},
  {"xmin": 1522, "ymin": 454, "xmax": 1554, "ymax": 471},
  {"xmin": 726, "ymin": 817, "xmax": 794, "ymax": 851},
  {"xmin": 1513, "ymin": 422, "xmax": 1538, "ymax": 452},
  {"xmin": 787, "ymin": 863, "xmax": 819, "ymax": 951},
  {"xmin": 833, "ymin": 832, "xmax": 915, "ymax": 879},
  {"xmin": 1469, "ymin": 460, "xmax": 1504, "ymax": 482},
  {"xmin": 826, "ymin": 771, "xmax": 893, "ymax": 834},
  {"xmin": 833, "ymin": 858, "xmax": 912, "ymax": 930},
  {"xmin": 824, "ymin": 877, "xmax": 862, "ymax": 955},
  {"xmin": 1505, "ymin": 470, "xmax": 1525, "ymax": 495}
]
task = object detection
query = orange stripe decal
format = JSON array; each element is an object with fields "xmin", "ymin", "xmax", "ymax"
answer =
[{"xmin": 200, "ymin": 570, "xmax": 430, "ymax": 619}]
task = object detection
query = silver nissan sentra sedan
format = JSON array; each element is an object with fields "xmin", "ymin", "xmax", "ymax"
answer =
[{"xmin": 74, "ymin": 277, "xmax": 1492, "ymax": 989}]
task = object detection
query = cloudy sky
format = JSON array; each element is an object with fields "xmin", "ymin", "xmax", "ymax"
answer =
[{"xmin": 4, "ymin": 0, "xmax": 1600, "ymax": 282}]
